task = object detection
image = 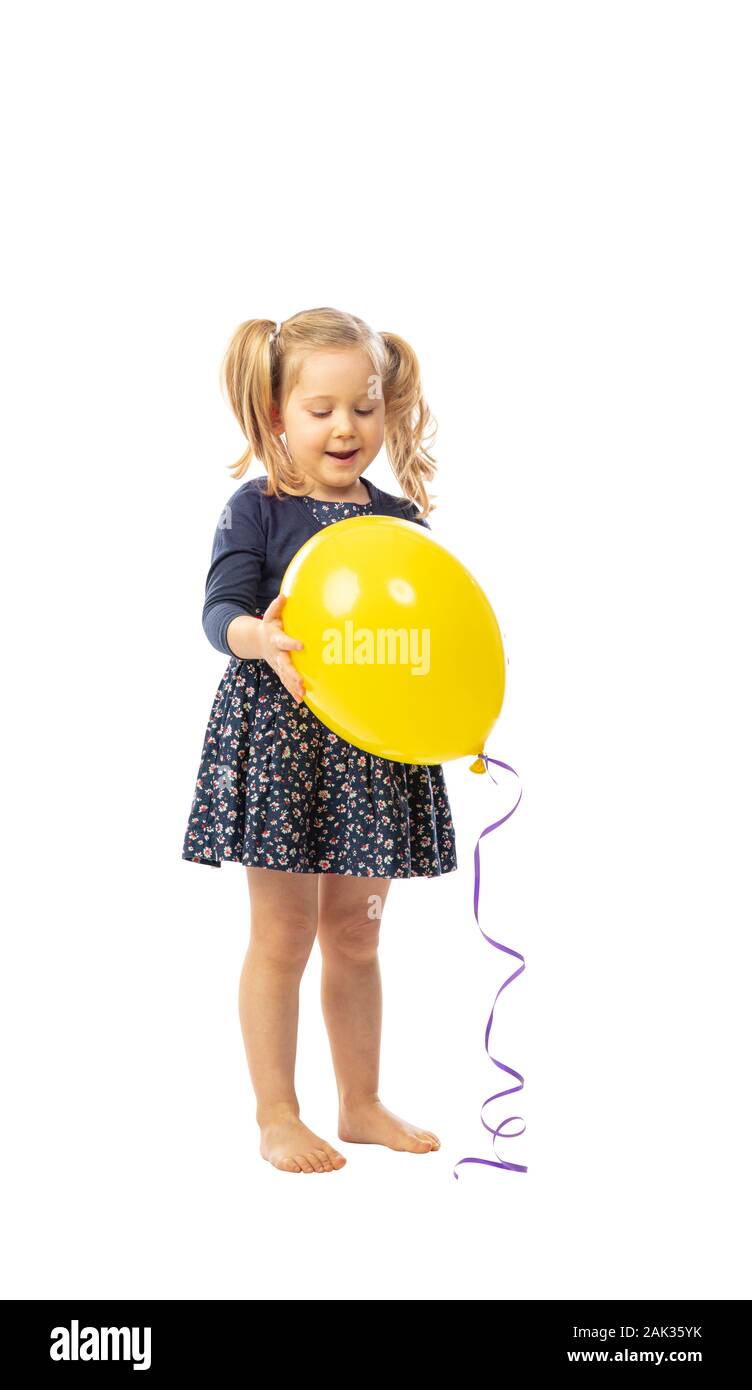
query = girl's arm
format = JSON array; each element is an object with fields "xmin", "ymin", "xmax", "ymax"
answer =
[
  {"xmin": 225, "ymin": 613, "xmax": 266, "ymax": 660},
  {"xmin": 228, "ymin": 596, "xmax": 305, "ymax": 704},
  {"xmin": 201, "ymin": 488, "xmax": 266, "ymax": 655},
  {"xmin": 200, "ymin": 488, "xmax": 304, "ymax": 701}
]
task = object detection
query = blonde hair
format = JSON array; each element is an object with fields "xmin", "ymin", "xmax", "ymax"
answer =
[{"xmin": 219, "ymin": 306, "xmax": 438, "ymax": 520}]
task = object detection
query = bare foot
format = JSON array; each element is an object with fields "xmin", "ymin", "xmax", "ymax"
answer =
[
  {"xmin": 338, "ymin": 1099, "xmax": 440, "ymax": 1153},
  {"xmin": 259, "ymin": 1110, "xmax": 348, "ymax": 1173}
]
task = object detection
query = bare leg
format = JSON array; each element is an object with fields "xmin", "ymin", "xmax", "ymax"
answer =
[
  {"xmin": 242, "ymin": 866, "xmax": 347, "ymax": 1173},
  {"xmin": 317, "ymin": 875, "xmax": 440, "ymax": 1154}
]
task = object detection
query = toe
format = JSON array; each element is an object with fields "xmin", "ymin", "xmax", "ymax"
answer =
[
  {"xmin": 325, "ymin": 1147, "xmax": 347, "ymax": 1167},
  {"xmin": 295, "ymin": 1154, "xmax": 316, "ymax": 1173}
]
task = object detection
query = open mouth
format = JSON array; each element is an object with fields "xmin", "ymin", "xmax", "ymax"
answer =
[{"xmin": 325, "ymin": 449, "xmax": 359, "ymax": 462}]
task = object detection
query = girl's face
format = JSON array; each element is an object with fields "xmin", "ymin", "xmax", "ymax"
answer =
[{"xmin": 271, "ymin": 347, "xmax": 385, "ymax": 496}]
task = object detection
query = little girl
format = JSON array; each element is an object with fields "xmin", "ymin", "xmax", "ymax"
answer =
[{"xmin": 182, "ymin": 307, "xmax": 458, "ymax": 1174}]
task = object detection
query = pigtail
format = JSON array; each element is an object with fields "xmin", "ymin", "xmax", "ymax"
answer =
[
  {"xmin": 379, "ymin": 331, "xmax": 438, "ymax": 522},
  {"xmin": 219, "ymin": 318, "xmax": 309, "ymax": 497}
]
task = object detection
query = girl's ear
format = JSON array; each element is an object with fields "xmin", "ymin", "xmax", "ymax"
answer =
[{"xmin": 269, "ymin": 403, "xmax": 284, "ymax": 434}]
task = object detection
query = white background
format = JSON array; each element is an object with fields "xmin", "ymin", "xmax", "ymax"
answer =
[{"xmin": 2, "ymin": 0, "xmax": 750, "ymax": 1300}]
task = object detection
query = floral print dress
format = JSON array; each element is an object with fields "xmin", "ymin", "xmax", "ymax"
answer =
[{"xmin": 181, "ymin": 494, "xmax": 458, "ymax": 878}]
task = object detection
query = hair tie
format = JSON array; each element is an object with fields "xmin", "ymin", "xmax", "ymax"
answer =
[{"xmin": 269, "ymin": 320, "xmax": 282, "ymax": 345}]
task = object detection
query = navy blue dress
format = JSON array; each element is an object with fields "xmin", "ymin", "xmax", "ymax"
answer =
[{"xmin": 181, "ymin": 494, "xmax": 458, "ymax": 877}]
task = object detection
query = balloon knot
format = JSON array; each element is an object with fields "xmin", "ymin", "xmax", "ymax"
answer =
[{"xmin": 468, "ymin": 756, "xmax": 487, "ymax": 775}]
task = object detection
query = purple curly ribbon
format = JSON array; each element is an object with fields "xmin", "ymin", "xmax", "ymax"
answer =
[{"xmin": 452, "ymin": 752, "xmax": 526, "ymax": 1180}]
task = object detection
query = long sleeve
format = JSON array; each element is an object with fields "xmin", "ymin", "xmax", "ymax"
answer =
[{"xmin": 201, "ymin": 487, "xmax": 267, "ymax": 656}]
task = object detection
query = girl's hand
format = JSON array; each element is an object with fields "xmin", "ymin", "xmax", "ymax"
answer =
[{"xmin": 260, "ymin": 593, "xmax": 306, "ymax": 704}]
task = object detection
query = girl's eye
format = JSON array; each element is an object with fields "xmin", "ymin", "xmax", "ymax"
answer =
[{"xmin": 310, "ymin": 409, "xmax": 375, "ymax": 418}]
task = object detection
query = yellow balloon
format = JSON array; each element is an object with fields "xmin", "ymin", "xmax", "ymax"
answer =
[{"xmin": 280, "ymin": 515, "xmax": 505, "ymax": 765}]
